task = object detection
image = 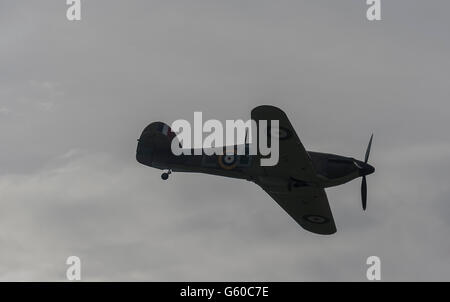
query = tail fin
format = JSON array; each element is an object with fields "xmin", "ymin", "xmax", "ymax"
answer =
[{"xmin": 138, "ymin": 122, "xmax": 179, "ymax": 149}]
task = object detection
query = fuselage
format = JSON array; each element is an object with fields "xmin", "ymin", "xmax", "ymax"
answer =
[
  {"xmin": 136, "ymin": 139, "xmax": 373, "ymax": 189},
  {"xmin": 136, "ymin": 120, "xmax": 375, "ymax": 189}
]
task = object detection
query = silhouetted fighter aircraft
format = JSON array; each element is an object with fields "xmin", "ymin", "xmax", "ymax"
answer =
[{"xmin": 136, "ymin": 106, "xmax": 375, "ymax": 235}]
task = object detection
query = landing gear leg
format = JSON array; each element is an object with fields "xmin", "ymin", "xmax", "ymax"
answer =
[{"xmin": 161, "ymin": 169, "xmax": 172, "ymax": 180}]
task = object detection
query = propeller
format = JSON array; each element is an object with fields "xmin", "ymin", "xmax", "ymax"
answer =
[
  {"xmin": 361, "ymin": 134, "xmax": 373, "ymax": 211},
  {"xmin": 361, "ymin": 176, "xmax": 367, "ymax": 210}
]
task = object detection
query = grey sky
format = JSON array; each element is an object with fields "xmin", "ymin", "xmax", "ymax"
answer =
[{"xmin": 1, "ymin": 0, "xmax": 449, "ymax": 281}]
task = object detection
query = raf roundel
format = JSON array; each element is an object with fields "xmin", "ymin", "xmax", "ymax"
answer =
[
  {"xmin": 218, "ymin": 154, "xmax": 238, "ymax": 170},
  {"xmin": 268, "ymin": 126, "xmax": 291, "ymax": 140},
  {"xmin": 303, "ymin": 214, "xmax": 329, "ymax": 224}
]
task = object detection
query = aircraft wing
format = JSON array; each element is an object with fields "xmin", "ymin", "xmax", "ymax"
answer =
[
  {"xmin": 251, "ymin": 105, "xmax": 317, "ymax": 181},
  {"xmin": 251, "ymin": 105, "xmax": 336, "ymax": 234},
  {"xmin": 260, "ymin": 185, "xmax": 337, "ymax": 235}
]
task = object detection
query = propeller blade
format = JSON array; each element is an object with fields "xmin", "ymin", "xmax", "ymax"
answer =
[
  {"xmin": 361, "ymin": 176, "xmax": 367, "ymax": 210},
  {"xmin": 364, "ymin": 134, "xmax": 373, "ymax": 163},
  {"xmin": 245, "ymin": 128, "xmax": 248, "ymax": 144}
]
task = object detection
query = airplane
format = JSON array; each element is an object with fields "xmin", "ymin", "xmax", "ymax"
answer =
[{"xmin": 136, "ymin": 105, "xmax": 375, "ymax": 235}]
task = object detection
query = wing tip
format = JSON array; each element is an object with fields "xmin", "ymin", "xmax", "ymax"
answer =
[
  {"xmin": 299, "ymin": 222, "xmax": 337, "ymax": 235},
  {"xmin": 251, "ymin": 105, "xmax": 287, "ymax": 116}
]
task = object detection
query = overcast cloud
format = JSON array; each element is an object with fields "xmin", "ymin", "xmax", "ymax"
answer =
[{"xmin": 1, "ymin": 0, "xmax": 450, "ymax": 281}]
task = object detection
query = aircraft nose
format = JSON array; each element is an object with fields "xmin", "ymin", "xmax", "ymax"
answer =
[{"xmin": 360, "ymin": 163, "xmax": 375, "ymax": 176}]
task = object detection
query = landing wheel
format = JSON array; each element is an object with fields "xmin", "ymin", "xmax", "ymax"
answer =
[{"xmin": 161, "ymin": 170, "xmax": 172, "ymax": 180}]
